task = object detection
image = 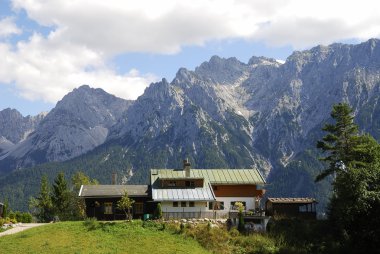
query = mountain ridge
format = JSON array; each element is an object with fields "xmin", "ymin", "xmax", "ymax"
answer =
[{"xmin": 1, "ymin": 39, "xmax": 380, "ymax": 211}]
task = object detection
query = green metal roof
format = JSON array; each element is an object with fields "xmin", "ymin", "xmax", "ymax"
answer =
[{"xmin": 150, "ymin": 168, "xmax": 266, "ymax": 185}]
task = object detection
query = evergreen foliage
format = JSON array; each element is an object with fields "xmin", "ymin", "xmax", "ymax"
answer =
[
  {"xmin": 29, "ymin": 175, "xmax": 53, "ymax": 222},
  {"xmin": 317, "ymin": 103, "xmax": 380, "ymax": 252},
  {"xmin": 51, "ymin": 172, "xmax": 71, "ymax": 220},
  {"xmin": 316, "ymin": 103, "xmax": 363, "ymax": 181},
  {"xmin": 3, "ymin": 199, "xmax": 9, "ymax": 219},
  {"xmin": 154, "ymin": 203, "xmax": 163, "ymax": 219}
]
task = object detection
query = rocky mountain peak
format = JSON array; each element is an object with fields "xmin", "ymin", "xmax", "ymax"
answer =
[
  {"xmin": 248, "ymin": 56, "xmax": 278, "ymax": 66},
  {"xmin": 0, "ymin": 85, "xmax": 133, "ymax": 171},
  {"xmin": 195, "ymin": 56, "xmax": 248, "ymax": 85},
  {"xmin": 0, "ymin": 108, "xmax": 44, "ymax": 144}
]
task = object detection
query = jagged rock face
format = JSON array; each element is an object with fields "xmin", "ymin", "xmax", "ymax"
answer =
[
  {"xmin": 0, "ymin": 108, "xmax": 45, "ymax": 144},
  {"xmin": 108, "ymin": 39, "xmax": 380, "ymax": 178},
  {"xmin": 0, "ymin": 85, "xmax": 132, "ymax": 172},
  {"xmin": 2, "ymin": 39, "xmax": 380, "ymax": 182}
]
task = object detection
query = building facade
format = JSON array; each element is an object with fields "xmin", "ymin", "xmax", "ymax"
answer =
[
  {"xmin": 265, "ymin": 197, "xmax": 318, "ymax": 219},
  {"xmin": 151, "ymin": 159, "xmax": 266, "ymax": 219},
  {"xmin": 79, "ymin": 185, "xmax": 155, "ymax": 220}
]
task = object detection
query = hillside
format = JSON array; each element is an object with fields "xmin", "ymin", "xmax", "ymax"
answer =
[{"xmin": 0, "ymin": 221, "xmax": 209, "ymax": 254}]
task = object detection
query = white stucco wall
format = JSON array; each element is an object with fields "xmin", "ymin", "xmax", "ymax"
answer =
[
  {"xmin": 161, "ymin": 201, "xmax": 209, "ymax": 212},
  {"xmin": 160, "ymin": 197, "xmax": 257, "ymax": 213},
  {"xmin": 213, "ymin": 197, "xmax": 256, "ymax": 211}
]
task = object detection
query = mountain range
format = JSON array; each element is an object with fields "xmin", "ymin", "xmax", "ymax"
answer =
[{"xmin": 1, "ymin": 38, "xmax": 380, "ymax": 211}]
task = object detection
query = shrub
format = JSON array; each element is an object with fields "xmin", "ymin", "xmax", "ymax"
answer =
[
  {"xmin": 15, "ymin": 211, "xmax": 22, "ymax": 222},
  {"xmin": 21, "ymin": 213, "xmax": 33, "ymax": 223},
  {"xmin": 229, "ymin": 227, "xmax": 240, "ymax": 237},
  {"xmin": 180, "ymin": 223, "xmax": 185, "ymax": 233},
  {"xmin": 142, "ymin": 220, "xmax": 162, "ymax": 230},
  {"xmin": 8, "ymin": 211, "xmax": 16, "ymax": 221},
  {"xmin": 83, "ymin": 217, "xmax": 99, "ymax": 231},
  {"xmin": 154, "ymin": 203, "xmax": 163, "ymax": 219},
  {"xmin": 184, "ymin": 224, "xmax": 231, "ymax": 254}
]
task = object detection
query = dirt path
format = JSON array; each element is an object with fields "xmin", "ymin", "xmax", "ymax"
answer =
[{"xmin": 0, "ymin": 223, "xmax": 47, "ymax": 237}]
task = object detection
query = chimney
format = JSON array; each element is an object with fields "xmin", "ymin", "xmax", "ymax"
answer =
[
  {"xmin": 112, "ymin": 172, "xmax": 117, "ymax": 185},
  {"xmin": 183, "ymin": 159, "xmax": 191, "ymax": 177}
]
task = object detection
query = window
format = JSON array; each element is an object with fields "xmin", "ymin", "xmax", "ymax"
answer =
[
  {"xmin": 209, "ymin": 201, "xmax": 224, "ymax": 210},
  {"xmin": 189, "ymin": 201, "xmax": 195, "ymax": 207},
  {"xmin": 173, "ymin": 202, "xmax": 178, "ymax": 207},
  {"xmin": 181, "ymin": 202, "xmax": 187, "ymax": 207},
  {"xmin": 168, "ymin": 181, "xmax": 177, "ymax": 187},
  {"xmin": 299, "ymin": 205, "xmax": 307, "ymax": 212},
  {"xmin": 134, "ymin": 203, "xmax": 144, "ymax": 214},
  {"xmin": 185, "ymin": 181, "xmax": 195, "ymax": 187},
  {"xmin": 104, "ymin": 202, "xmax": 113, "ymax": 214}
]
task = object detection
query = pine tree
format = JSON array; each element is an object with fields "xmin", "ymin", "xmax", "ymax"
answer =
[
  {"xmin": 51, "ymin": 172, "xmax": 70, "ymax": 220},
  {"xmin": 317, "ymin": 103, "xmax": 380, "ymax": 251},
  {"xmin": 30, "ymin": 175, "xmax": 53, "ymax": 222},
  {"xmin": 316, "ymin": 103, "xmax": 362, "ymax": 181}
]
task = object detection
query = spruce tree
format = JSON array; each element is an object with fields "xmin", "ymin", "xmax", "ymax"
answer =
[
  {"xmin": 30, "ymin": 175, "xmax": 53, "ymax": 222},
  {"xmin": 317, "ymin": 103, "xmax": 380, "ymax": 251},
  {"xmin": 316, "ymin": 103, "xmax": 362, "ymax": 181},
  {"xmin": 52, "ymin": 172, "xmax": 70, "ymax": 220}
]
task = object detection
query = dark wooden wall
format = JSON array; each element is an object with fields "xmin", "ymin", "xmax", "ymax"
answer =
[{"xmin": 84, "ymin": 197, "xmax": 156, "ymax": 220}]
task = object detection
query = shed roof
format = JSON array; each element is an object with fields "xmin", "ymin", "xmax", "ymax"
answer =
[
  {"xmin": 79, "ymin": 185, "xmax": 149, "ymax": 198},
  {"xmin": 150, "ymin": 169, "xmax": 265, "ymax": 185},
  {"xmin": 267, "ymin": 198, "xmax": 317, "ymax": 204}
]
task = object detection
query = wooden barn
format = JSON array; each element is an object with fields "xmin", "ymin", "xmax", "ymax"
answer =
[{"xmin": 265, "ymin": 198, "xmax": 317, "ymax": 219}]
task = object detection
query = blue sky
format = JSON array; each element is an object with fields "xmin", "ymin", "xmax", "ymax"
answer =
[{"xmin": 0, "ymin": 0, "xmax": 378, "ymax": 116}]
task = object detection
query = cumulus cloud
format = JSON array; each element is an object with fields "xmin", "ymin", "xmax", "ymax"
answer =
[
  {"xmin": 0, "ymin": 17, "xmax": 21, "ymax": 37},
  {"xmin": 0, "ymin": 33, "xmax": 156, "ymax": 103},
  {"xmin": 1, "ymin": 0, "xmax": 380, "ymax": 104}
]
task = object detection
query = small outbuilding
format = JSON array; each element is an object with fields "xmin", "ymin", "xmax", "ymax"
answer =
[
  {"xmin": 79, "ymin": 185, "xmax": 155, "ymax": 220},
  {"xmin": 265, "ymin": 198, "xmax": 317, "ymax": 219}
]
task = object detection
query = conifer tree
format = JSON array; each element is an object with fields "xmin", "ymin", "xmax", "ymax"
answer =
[
  {"xmin": 30, "ymin": 175, "xmax": 53, "ymax": 222},
  {"xmin": 51, "ymin": 172, "xmax": 70, "ymax": 220},
  {"xmin": 316, "ymin": 103, "xmax": 362, "ymax": 181},
  {"xmin": 317, "ymin": 103, "xmax": 380, "ymax": 251}
]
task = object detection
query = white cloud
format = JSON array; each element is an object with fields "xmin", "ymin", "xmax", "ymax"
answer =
[
  {"xmin": 0, "ymin": 33, "xmax": 156, "ymax": 103},
  {"xmin": 1, "ymin": 0, "xmax": 380, "ymax": 105},
  {"xmin": 0, "ymin": 17, "xmax": 21, "ymax": 37},
  {"xmin": 10, "ymin": 0, "xmax": 380, "ymax": 52}
]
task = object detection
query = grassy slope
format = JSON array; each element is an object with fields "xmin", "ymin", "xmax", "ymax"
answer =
[{"xmin": 0, "ymin": 221, "xmax": 209, "ymax": 254}]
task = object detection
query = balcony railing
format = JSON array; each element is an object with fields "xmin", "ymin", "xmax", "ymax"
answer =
[
  {"xmin": 163, "ymin": 211, "xmax": 229, "ymax": 220},
  {"xmin": 162, "ymin": 210, "xmax": 267, "ymax": 220}
]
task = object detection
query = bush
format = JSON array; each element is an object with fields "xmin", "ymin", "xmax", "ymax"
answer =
[
  {"xmin": 231, "ymin": 234, "xmax": 278, "ymax": 254},
  {"xmin": 154, "ymin": 203, "xmax": 163, "ymax": 219},
  {"xmin": 21, "ymin": 212, "xmax": 33, "ymax": 223},
  {"xmin": 83, "ymin": 217, "xmax": 99, "ymax": 231},
  {"xmin": 8, "ymin": 211, "xmax": 16, "ymax": 221},
  {"xmin": 184, "ymin": 224, "xmax": 231, "ymax": 254}
]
